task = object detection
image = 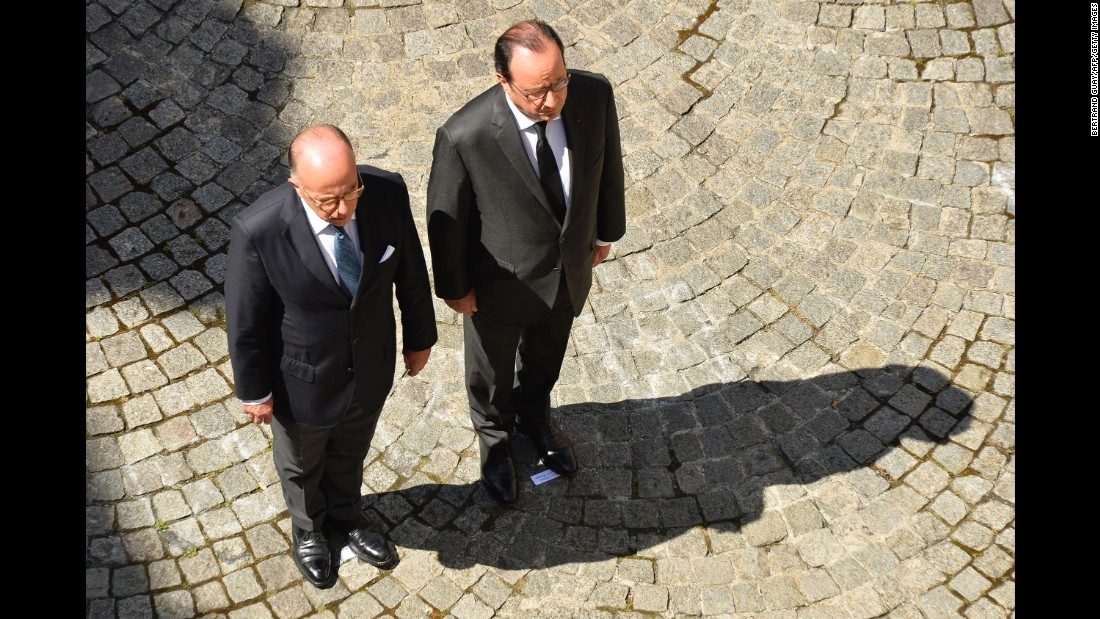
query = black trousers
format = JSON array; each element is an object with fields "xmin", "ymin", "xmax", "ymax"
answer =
[
  {"xmin": 463, "ymin": 275, "xmax": 574, "ymax": 465},
  {"xmin": 271, "ymin": 397, "xmax": 381, "ymax": 532}
]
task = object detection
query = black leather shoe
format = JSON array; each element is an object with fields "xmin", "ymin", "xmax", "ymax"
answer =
[
  {"xmin": 518, "ymin": 418, "xmax": 578, "ymax": 477},
  {"xmin": 345, "ymin": 524, "xmax": 399, "ymax": 569},
  {"xmin": 292, "ymin": 528, "xmax": 335, "ymax": 589},
  {"xmin": 481, "ymin": 443, "xmax": 517, "ymax": 505}
]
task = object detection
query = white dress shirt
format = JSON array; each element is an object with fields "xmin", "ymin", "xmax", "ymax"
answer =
[
  {"xmin": 502, "ymin": 87, "xmax": 609, "ymax": 246},
  {"xmin": 299, "ymin": 197, "xmax": 362, "ymax": 282},
  {"xmin": 503, "ymin": 90, "xmax": 572, "ymax": 209}
]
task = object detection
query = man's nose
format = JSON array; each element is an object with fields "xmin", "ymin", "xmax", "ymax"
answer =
[
  {"xmin": 543, "ymin": 88, "xmax": 565, "ymax": 108},
  {"xmin": 332, "ymin": 200, "xmax": 353, "ymax": 218}
]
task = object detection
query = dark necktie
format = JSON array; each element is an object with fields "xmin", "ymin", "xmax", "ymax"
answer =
[
  {"xmin": 331, "ymin": 225, "xmax": 361, "ymax": 299},
  {"xmin": 534, "ymin": 120, "xmax": 566, "ymax": 224}
]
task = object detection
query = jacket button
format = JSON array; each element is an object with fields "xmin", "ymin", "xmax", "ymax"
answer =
[
  {"xmin": 347, "ymin": 367, "xmax": 354, "ymax": 373},
  {"xmin": 353, "ymin": 338, "xmax": 359, "ymax": 344}
]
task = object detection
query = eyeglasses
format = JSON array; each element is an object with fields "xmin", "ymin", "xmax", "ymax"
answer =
[
  {"xmin": 297, "ymin": 173, "xmax": 364, "ymax": 212},
  {"xmin": 511, "ymin": 74, "xmax": 570, "ymax": 103}
]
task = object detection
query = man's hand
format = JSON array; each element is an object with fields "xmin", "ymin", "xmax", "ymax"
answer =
[
  {"xmin": 402, "ymin": 348, "xmax": 432, "ymax": 376},
  {"xmin": 243, "ymin": 400, "xmax": 274, "ymax": 425},
  {"xmin": 444, "ymin": 289, "xmax": 478, "ymax": 316},
  {"xmin": 593, "ymin": 244, "xmax": 612, "ymax": 267}
]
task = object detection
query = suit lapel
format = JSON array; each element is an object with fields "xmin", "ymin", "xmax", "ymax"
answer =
[
  {"xmin": 492, "ymin": 89, "xmax": 563, "ymax": 225},
  {"xmin": 280, "ymin": 190, "xmax": 346, "ymax": 300},
  {"xmin": 561, "ymin": 101, "xmax": 583, "ymax": 229},
  {"xmin": 352, "ymin": 205, "xmax": 379, "ymax": 304}
]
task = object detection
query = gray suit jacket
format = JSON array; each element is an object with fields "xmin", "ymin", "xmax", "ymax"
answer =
[
  {"xmin": 226, "ymin": 165, "xmax": 437, "ymax": 428},
  {"xmin": 426, "ymin": 70, "xmax": 626, "ymax": 321}
]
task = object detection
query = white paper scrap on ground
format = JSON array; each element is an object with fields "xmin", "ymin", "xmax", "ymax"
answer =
[
  {"xmin": 531, "ymin": 469, "xmax": 561, "ymax": 485},
  {"xmin": 339, "ymin": 545, "xmax": 355, "ymax": 563}
]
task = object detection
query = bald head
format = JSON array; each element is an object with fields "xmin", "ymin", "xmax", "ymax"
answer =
[
  {"xmin": 287, "ymin": 125, "xmax": 362, "ymax": 227},
  {"xmin": 288, "ymin": 124, "xmax": 355, "ymax": 176}
]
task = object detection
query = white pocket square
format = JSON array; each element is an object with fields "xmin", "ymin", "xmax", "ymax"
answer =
[{"xmin": 379, "ymin": 245, "xmax": 395, "ymax": 263}]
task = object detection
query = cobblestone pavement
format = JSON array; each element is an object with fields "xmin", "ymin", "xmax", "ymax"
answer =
[{"xmin": 86, "ymin": 1, "xmax": 1015, "ymax": 617}]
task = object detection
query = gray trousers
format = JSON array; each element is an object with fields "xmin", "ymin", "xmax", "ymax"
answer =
[
  {"xmin": 463, "ymin": 274, "xmax": 574, "ymax": 465},
  {"xmin": 271, "ymin": 398, "xmax": 381, "ymax": 532}
]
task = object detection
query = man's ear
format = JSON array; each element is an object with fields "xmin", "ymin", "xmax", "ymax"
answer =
[{"xmin": 495, "ymin": 72, "xmax": 508, "ymax": 86}]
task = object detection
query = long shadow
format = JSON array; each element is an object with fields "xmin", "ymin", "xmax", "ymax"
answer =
[{"xmin": 357, "ymin": 363, "xmax": 972, "ymax": 570}]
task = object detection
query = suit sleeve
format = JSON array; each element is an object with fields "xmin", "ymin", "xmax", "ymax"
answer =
[
  {"xmin": 225, "ymin": 218, "xmax": 275, "ymax": 402},
  {"xmin": 425, "ymin": 125, "xmax": 475, "ymax": 300},
  {"xmin": 392, "ymin": 176, "xmax": 439, "ymax": 352},
  {"xmin": 597, "ymin": 81, "xmax": 627, "ymax": 244}
]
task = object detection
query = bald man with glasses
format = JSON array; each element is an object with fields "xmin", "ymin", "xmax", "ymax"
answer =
[
  {"xmin": 226, "ymin": 124, "xmax": 437, "ymax": 587},
  {"xmin": 426, "ymin": 20, "xmax": 626, "ymax": 505}
]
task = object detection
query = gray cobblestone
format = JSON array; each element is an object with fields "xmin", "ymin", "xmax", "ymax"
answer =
[
  {"xmin": 232, "ymin": 485, "xmax": 284, "ymax": 528},
  {"xmin": 86, "ymin": 3, "xmax": 1014, "ymax": 613},
  {"xmin": 159, "ymin": 343, "xmax": 208, "ymax": 379},
  {"xmin": 122, "ymin": 360, "xmax": 169, "ymax": 393},
  {"xmin": 216, "ymin": 566, "xmax": 262, "ymax": 604},
  {"xmin": 170, "ymin": 269, "xmax": 214, "ymax": 300},
  {"xmin": 146, "ymin": 558, "xmax": 180, "ymax": 593},
  {"xmin": 154, "ymin": 416, "xmax": 198, "ymax": 452},
  {"xmin": 140, "ymin": 281, "xmax": 186, "ymax": 315},
  {"xmin": 152, "ymin": 490, "xmax": 192, "ymax": 523},
  {"xmin": 187, "ymin": 581, "xmax": 229, "ymax": 614},
  {"xmin": 123, "ymin": 528, "xmax": 166, "ymax": 563},
  {"xmin": 88, "ymin": 368, "xmax": 131, "ymax": 403},
  {"xmin": 121, "ymin": 457, "xmax": 166, "ymax": 495},
  {"xmin": 111, "ymin": 564, "xmax": 150, "ymax": 599},
  {"xmin": 176, "ymin": 547, "xmax": 220, "ymax": 588},
  {"xmin": 104, "ymin": 266, "xmax": 146, "ymax": 299},
  {"xmin": 87, "ymin": 403, "xmax": 125, "ymax": 436},
  {"xmin": 212, "ymin": 538, "xmax": 253, "ymax": 576},
  {"xmin": 182, "ymin": 478, "xmax": 225, "ymax": 516}
]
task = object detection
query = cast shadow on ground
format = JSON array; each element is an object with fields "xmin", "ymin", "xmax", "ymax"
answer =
[{"xmin": 356, "ymin": 363, "xmax": 973, "ymax": 572}]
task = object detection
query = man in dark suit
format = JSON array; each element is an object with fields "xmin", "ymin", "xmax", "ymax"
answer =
[
  {"xmin": 426, "ymin": 20, "xmax": 626, "ymax": 505},
  {"xmin": 226, "ymin": 125, "xmax": 437, "ymax": 588}
]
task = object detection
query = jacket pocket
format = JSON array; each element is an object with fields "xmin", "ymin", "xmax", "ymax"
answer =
[{"xmin": 280, "ymin": 356, "xmax": 315, "ymax": 383}]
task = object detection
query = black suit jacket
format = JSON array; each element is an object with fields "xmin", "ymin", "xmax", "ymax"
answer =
[
  {"xmin": 426, "ymin": 70, "xmax": 626, "ymax": 321},
  {"xmin": 226, "ymin": 165, "xmax": 437, "ymax": 428}
]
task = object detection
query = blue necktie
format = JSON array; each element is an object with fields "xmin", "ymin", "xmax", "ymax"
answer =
[{"xmin": 331, "ymin": 225, "xmax": 361, "ymax": 299}]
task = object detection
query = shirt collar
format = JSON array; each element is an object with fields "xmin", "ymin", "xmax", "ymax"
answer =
[
  {"xmin": 298, "ymin": 195, "xmax": 356, "ymax": 235},
  {"xmin": 502, "ymin": 84, "xmax": 561, "ymax": 130}
]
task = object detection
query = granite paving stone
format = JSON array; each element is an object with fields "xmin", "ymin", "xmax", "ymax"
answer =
[
  {"xmin": 121, "ymin": 458, "xmax": 167, "ymax": 495},
  {"xmin": 87, "ymin": 369, "xmax": 131, "ymax": 404},
  {"xmin": 121, "ymin": 360, "xmax": 170, "ymax": 393},
  {"xmin": 117, "ymin": 498, "xmax": 157, "ymax": 530},
  {"xmin": 112, "ymin": 565, "xmax": 151, "ymax": 599},
  {"xmin": 123, "ymin": 528, "xmax": 168, "ymax": 563},
  {"xmin": 89, "ymin": 535, "xmax": 129, "ymax": 567},
  {"xmin": 86, "ymin": 2, "xmax": 1014, "ymax": 616},
  {"xmin": 212, "ymin": 538, "xmax": 253, "ymax": 576},
  {"xmin": 153, "ymin": 490, "xmax": 193, "ymax": 523},
  {"xmin": 87, "ymin": 470, "xmax": 127, "ymax": 502},
  {"xmin": 88, "ymin": 567, "xmax": 111, "ymax": 599},
  {"xmin": 87, "ymin": 403, "xmax": 125, "ymax": 435},
  {"xmin": 115, "ymin": 595, "xmax": 155, "ymax": 619}
]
